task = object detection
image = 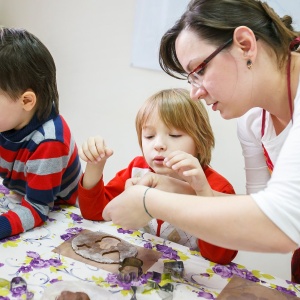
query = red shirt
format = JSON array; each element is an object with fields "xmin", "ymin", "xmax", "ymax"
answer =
[{"xmin": 78, "ymin": 156, "xmax": 237, "ymax": 265}]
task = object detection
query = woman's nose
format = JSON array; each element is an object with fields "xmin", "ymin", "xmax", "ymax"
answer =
[{"xmin": 190, "ymin": 84, "xmax": 207, "ymax": 101}]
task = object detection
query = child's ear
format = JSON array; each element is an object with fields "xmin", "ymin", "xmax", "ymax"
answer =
[{"xmin": 21, "ymin": 90, "xmax": 36, "ymax": 112}]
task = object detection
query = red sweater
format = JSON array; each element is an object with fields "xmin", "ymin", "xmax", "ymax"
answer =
[{"xmin": 78, "ymin": 156, "xmax": 237, "ymax": 265}]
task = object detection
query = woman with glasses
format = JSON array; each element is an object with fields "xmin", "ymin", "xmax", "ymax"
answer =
[{"xmin": 103, "ymin": 0, "xmax": 300, "ymax": 282}]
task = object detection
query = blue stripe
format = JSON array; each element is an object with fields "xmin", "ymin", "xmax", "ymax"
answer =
[
  {"xmin": 0, "ymin": 216, "xmax": 12, "ymax": 240},
  {"xmin": 3, "ymin": 178, "xmax": 26, "ymax": 195},
  {"xmin": 53, "ymin": 116, "xmax": 64, "ymax": 141}
]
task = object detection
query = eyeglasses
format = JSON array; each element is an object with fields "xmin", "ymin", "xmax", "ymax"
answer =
[{"xmin": 187, "ymin": 38, "xmax": 233, "ymax": 88}]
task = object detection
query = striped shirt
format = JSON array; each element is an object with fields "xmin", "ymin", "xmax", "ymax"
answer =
[{"xmin": 0, "ymin": 108, "xmax": 82, "ymax": 240}]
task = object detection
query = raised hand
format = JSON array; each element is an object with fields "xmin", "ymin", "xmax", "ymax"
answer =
[
  {"xmin": 164, "ymin": 150, "xmax": 213, "ymax": 196},
  {"xmin": 79, "ymin": 136, "xmax": 114, "ymax": 189},
  {"xmin": 79, "ymin": 135, "xmax": 113, "ymax": 164}
]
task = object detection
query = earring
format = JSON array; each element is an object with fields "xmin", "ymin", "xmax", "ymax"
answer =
[{"xmin": 247, "ymin": 60, "xmax": 252, "ymax": 69}]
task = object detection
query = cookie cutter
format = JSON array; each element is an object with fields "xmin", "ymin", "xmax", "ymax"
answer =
[
  {"xmin": 117, "ymin": 257, "xmax": 143, "ymax": 283},
  {"xmin": 117, "ymin": 258, "xmax": 185, "ymax": 299},
  {"xmin": 147, "ymin": 271, "xmax": 174, "ymax": 291},
  {"xmin": 9, "ymin": 276, "xmax": 34, "ymax": 299},
  {"xmin": 147, "ymin": 261, "xmax": 185, "ymax": 299},
  {"xmin": 163, "ymin": 261, "xmax": 184, "ymax": 278},
  {"xmin": 145, "ymin": 271, "xmax": 173, "ymax": 300}
]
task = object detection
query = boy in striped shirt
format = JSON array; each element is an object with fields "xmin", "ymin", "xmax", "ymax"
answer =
[{"xmin": 0, "ymin": 27, "xmax": 82, "ymax": 240}]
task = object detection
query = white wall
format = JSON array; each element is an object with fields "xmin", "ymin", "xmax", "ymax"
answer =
[{"xmin": 0, "ymin": 0, "xmax": 293, "ymax": 280}]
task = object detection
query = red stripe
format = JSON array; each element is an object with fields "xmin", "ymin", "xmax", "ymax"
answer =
[
  {"xmin": 27, "ymin": 173, "xmax": 64, "ymax": 190},
  {"xmin": 5, "ymin": 210, "xmax": 24, "ymax": 235},
  {"xmin": 156, "ymin": 219, "xmax": 163, "ymax": 237}
]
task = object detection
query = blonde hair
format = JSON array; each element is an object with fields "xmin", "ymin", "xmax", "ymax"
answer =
[{"xmin": 135, "ymin": 88, "xmax": 214, "ymax": 166}]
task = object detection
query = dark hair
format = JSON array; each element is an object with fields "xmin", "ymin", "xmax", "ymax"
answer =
[
  {"xmin": 159, "ymin": 0, "xmax": 299, "ymax": 79},
  {"xmin": 0, "ymin": 27, "xmax": 59, "ymax": 120}
]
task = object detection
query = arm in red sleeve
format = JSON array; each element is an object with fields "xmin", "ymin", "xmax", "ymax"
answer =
[
  {"xmin": 199, "ymin": 166, "xmax": 237, "ymax": 264},
  {"xmin": 198, "ymin": 240, "xmax": 238, "ymax": 264},
  {"xmin": 78, "ymin": 157, "xmax": 150, "ymax": 221},
  {"xmin": 78, "ymin": 174, "xmax": 108, "ymax": 221}
]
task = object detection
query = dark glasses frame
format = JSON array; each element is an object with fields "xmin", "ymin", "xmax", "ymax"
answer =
[{"xmin": 187, "ymin": 38, "xmax": 233, "ymax": 87}]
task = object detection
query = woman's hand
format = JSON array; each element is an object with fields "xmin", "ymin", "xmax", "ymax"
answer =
[
  {"xmin": 125, "ymin": 172, "xmax": 196, "ymax": 194},
  {"xmin": 103, "ymin": 185, "xmax": 152, "ymax": 229},
  {"xmin": 124, "ymin": 177, "xmax": 141, "ymax": 189}
]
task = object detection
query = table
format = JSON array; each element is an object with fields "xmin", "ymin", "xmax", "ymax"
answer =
[{"xmin": 0, "ymin": 186, "xmax": 300, "ymax": 299}]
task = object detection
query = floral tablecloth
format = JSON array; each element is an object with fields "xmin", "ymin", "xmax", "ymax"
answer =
[{"xmin": 0, "ymin": 185, "xmax": 300, "ymax": 299}]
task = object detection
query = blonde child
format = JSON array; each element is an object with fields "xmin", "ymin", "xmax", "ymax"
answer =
[{"xmin": 78, "ymin": 88, "xmax": 237, "ymax": 264}]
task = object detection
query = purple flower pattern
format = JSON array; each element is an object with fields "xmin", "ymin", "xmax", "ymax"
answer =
[
  {"xmin": 200, "ymin": 262, "xmax": 297, "ymax": 298},
  {"xmin": 18, "ymin": 265, "xmax": 33, "ymax": 274},
  {"xmin": 195, "ymin": 291, "xmax": 215, "ymax": 299},
  {"xmin": 128, "ymin": 231, "xmax": 297, "ymax": 298},
  {"xmin": 0, "ymin": 234, "xmax": 20, "ymax": 244},
  {"xmin": 144, "ymin": 242, "xmax": 153, "ymax": 249},
  {"xmin": 144, "ymin": 241, "xmax": 180, "ymax": 260},
  {"xmin": 70, "ymin": 213, "xmax": 83, "ymax": 223},
  {"xmin": 155, "ymin": 244, "xmax": 180, "ymax": 260},
  {"xmin": 0, "ymin": 197, "xmax": 298, "ymax": 299},
  {"xmin": 106, "ymin": 271, "xmax": 157, "ymax": 291},
  {"xmin": 60, "ymin": 227, "xmax": 83, "ymax": 241},
  {"xmin": 275, "ymin": 285, "xmax": 297, "ymax": 296},
  {"xmin": 118, "ymin": 228, "xmax": 134, "ymax": 234},
  {"xmin": 0, "ymin": 185, "xmax": 10, "ymax": 195},
  {"xmin": 17, "ymin": 251, "xmax": 63, "ymax": 274}
]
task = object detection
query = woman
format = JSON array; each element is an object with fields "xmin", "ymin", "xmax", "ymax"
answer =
[{"xmin": 102, "ymin": 0, "xmax": 300, "ymax": 281}]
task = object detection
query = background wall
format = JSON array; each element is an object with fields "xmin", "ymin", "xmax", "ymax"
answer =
[{"xmin": 0, "ymin": 0, "xmax": 297, "ymax": 280}]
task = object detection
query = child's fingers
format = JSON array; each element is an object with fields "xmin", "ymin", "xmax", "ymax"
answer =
[
  {"xmin": 78, "ymin": 147, "xmax": 89, "ymax": 162},
  {"xmin": 182, "ymin": 168, "xmax": 199, "ymax": 177},
  {"xmin": 92, "ymin": 136, "xmax": 107, "ymax": 159},
  {"xmin": 80, "ymin": 140, "xmax": 98, "ymax": 162},
  {"xmin": 165, "ymin": 152, "xmax": 189, "ymax": 168},
  {"xmin": 80, "ymin": 136, "xmax": 113, "ymax": 162},
  {"xmin": 164, "ymin": 150, "xmax": 181, "ymax": 162},
  {"xmin": 87, "ymin": 136, "xmax": 105, "ymax": 160},
  {"xmin": 105, "ymin": 147, "xmax": 114, "ymax": 158}
]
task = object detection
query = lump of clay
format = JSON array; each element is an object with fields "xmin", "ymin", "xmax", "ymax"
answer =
[{"xmin": 71, "ymin": 231, "xmax": 138, "ymax": 264}]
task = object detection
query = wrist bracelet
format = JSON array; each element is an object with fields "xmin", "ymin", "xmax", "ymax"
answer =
[{"xmin": 143, "ymin": 187, "xmax": 153, "ymax": 219}]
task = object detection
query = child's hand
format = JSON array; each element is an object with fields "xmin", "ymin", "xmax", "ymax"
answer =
[
  {"xmin": 164, "ymin": 150, "xmax": 213, "ymax": 196},
  {"xmin": 79, "ymin": 136, "xmax": 114, "ymax": 189},
  {"xmin": 125, "ymin": 177, "xmax": 141, "ymax": 189},
  {"xmin": 79, "ymin": 136, "xmax": 113, "ymax": 164}
]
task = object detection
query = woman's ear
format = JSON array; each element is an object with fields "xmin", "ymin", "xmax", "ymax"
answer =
[
  {"xmin": 20, "ymin": 90, "xmax": 36, "ymax": 112},
  {"xmin": 233, "ymin": 26, "xmax": 257, "ymax": 61}
]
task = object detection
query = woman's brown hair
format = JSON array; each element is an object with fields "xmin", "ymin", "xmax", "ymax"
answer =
[{"xmin": 159, "ymin": 0, "xmax": 299, "ymax": 79}]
